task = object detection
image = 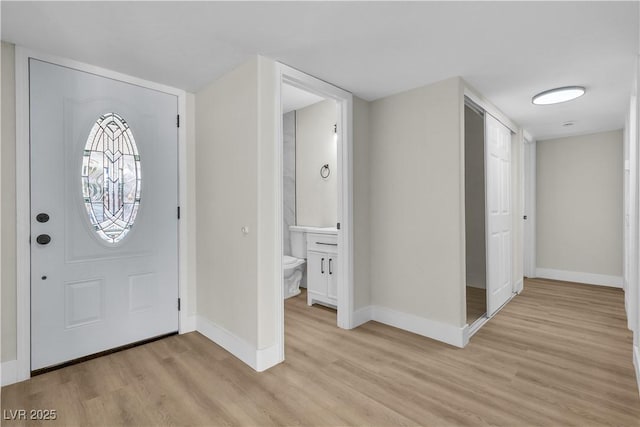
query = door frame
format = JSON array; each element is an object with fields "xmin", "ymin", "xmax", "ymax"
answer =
[
  {"xmin": 483, "ymin": 112, "xmax": 514, "ymax": 316},
  {"xmin": 463, "ymin": 86, "xmax": 522, "ymax": 324},
  {"xmin": 626, "ymin": 91, "xmax": 639, "ymax": 334},
  {"xmin": 274, "ymin": 63, "xmax": 354, "ymax": 361},
  {"xmin": 523, "ymin": 135, "xmax": 536, "ymax": 278},
  {"xmin": 14, "ymin": 46, "xmax": 190, "ymax": 382}
]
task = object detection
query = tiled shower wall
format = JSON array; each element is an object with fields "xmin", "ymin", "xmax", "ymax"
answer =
[{"xmin": 283, "ymin": 111, "xmax": 296, "ymax": 255}]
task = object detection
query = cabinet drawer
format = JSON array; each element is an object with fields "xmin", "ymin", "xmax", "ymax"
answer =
[{"xmin": 306, "ymin": 233, "xmax": 338, "ymax": 254}]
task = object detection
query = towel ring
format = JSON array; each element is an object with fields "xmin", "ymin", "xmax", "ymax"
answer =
[{"xmin": 320, "ymin": 164, "xmax": 330, "ymax": 179}]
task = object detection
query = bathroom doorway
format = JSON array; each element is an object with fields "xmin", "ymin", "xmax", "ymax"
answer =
[
  {"xmin": 281, "ymin": 82, "xmax": 339, "ymax": 308},
  {"xmin": 464, "ymin": 100, "xmax": 488, "ymax": 327},
  {"xmin": 276, "ymin": 64, "xmax": 354, "ymax": 361}
]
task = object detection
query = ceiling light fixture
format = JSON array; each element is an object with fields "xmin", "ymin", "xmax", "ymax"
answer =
[{"xmin": 532, "ymin": 86, "xmax": 585, "ymax": 105}]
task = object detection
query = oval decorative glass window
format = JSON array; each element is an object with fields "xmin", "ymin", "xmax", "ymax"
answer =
[{"xmin": 81, "ymin": 113, "xmax": 141, "ymax": 244}]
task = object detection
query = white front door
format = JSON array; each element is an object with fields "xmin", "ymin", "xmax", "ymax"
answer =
[
  {"xmin": 485, "ymin": 113, "xmax": 513, "ymax": 316},
  {"xmin": 30, "ymin": 59, "xmax": 179, "ymax": 370}
]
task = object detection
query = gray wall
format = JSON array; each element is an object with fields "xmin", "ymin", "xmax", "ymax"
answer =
[
  {"xmin": 282, "ymin": 111, "xmax": 296, "ymax": 256},
  {"xmin": 370, "ymin": 77, "xmax": 465, "ymax": 327},
  {"xmin": 537, "ymin": 130, "xmax": 623, "ymax": 278},
  {"xmin": 2, "ymin": 42, "xmax": 16, "ymax": 362},
  {"xmin": 196, "ymin": 58, "xmax": 260, "ymax": 347},
  {"xmin": 295, "ymin": 99, "xmax": 337, "ymax": 228},
  {"xmin": 464, "ymin": 106, "xmax": 486, "ymax": 289},
  {"xmin": 196, "ymin": 56, "xmax": 280, "ymax": 352},
  {"xmin": 353, "ymin": 97, "xmax": 371, "ymax": 309}
]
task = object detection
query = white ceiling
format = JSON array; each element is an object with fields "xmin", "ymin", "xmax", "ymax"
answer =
[
  {"xmin": 282, "ymin": 83, "xmax": 325, "ymax": 114},
  {"xmin": 2, "ymin": 1, "xmax": 638, "ymax": 140}
]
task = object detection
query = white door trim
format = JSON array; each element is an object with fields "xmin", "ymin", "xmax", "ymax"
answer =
[
  {"xmin": 628, "ymin": 90, "xmax": 639, "ymax": 333},
  {"xmin": 464, "ymin": 84, "xmax": 518, "ymax": 134},
  {"xmin": 14, "ymin": 46, "xmax": 189, "ymax": 383},
  {"xmin": 274, "ymin": 63, "xmax": 354, "ymax": 360},
  {"xmin": 523, "ymin": 137, "xmax": 536, "ymax": 278}
]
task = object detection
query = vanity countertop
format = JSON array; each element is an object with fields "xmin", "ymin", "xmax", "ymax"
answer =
[{"xmin": 289, "ymin": 225, "xmax": 338, "ymax": 235}]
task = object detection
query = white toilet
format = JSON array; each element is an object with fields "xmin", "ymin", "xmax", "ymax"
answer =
[
  {"xmin": 283, "ymin": 255, "xmax": 305, "ymax": 299},
  {"xmin": 283, "ymin": 228, "xmax": 307, "ymax": 299}
]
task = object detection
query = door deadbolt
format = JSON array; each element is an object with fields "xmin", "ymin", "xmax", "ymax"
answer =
[
  {"xmin": 36, "ymin": 213, "xmax": 50, "ymax": 223},
  {"xmin": 36, "ymin": 234, "xmax": 51, "ymax": 245}
]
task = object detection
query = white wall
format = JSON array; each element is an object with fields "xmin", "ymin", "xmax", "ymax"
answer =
[
  {"xmin": 295, "ymin": 99, "xmax": 338, "ymax": 228},
  {"xmin": 369, "ymin": 77, "xmax": 465, "ymax": 329},
  {"xmin": 524, "ymin": 138, "xmax": 536, "ymax": 278},
  {"xmin": 624, "ymin": 54, "xmax": 640, "ymax": 393},
  {"xmin": 256, "ymin": 56, "xmax": 279, "ymax": 352},
  {"xmin": 2, "ymin": 41, "xmax": 16, "ymax": 363},
  {"xmin": 185, "ymin": 93, "xmax": 197, "ymax": 318},
  {"xmin": 464, "ymin": 105, "xmax": 486, "ymax": 289},
  {"xmin": 536, "ymin": 130, "xmax": 624, "ymax": 286},
  {"xmin": 195, "ymin": 56, "xmax": 280, "ymax": 368},
  {"xmin": 195, "ymin": 59, "xmax": 260, "ymax": 347},
  {"xmin": 623, "ymin": 93, "xmax": 637, "ymax": 334},
  {"xmin": 353, "ymin": 97, "xmax": 371, "ymax": 310}
]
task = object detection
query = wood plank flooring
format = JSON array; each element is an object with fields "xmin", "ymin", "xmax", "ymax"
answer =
[
  {"xmin": 2, "ymin": 278, "xmax": 639, "ymax": 426},
  {"xmin": 466, "ymin": 286, "xmax": 486, "ymax": 324}
]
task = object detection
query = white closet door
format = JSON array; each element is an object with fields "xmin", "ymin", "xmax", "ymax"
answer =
[{"xmin": 485, "ymin": 114, "xmax": 513, "ymax": 316}]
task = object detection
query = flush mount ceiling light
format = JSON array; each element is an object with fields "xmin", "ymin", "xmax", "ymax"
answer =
[{"xmin": 532, "ymin": 86, "xmax": 585, "ymax": 105}]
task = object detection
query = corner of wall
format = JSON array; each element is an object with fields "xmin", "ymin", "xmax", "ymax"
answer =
[
  {"xmin": 369, "ymin": 77, "xmax": 466, "ymax": 333},
  {"xmin": 1, "ymin": 360, "xmax": 18, "ymax": 386},
  {"xmin": 256, "ymin": 55, "xmax": 281, "ymax": 359},
  {"xmin": 353, "ymin": 96, "xmax": 372, "ymax": 310},
  {"xmin": 1, "ymin": 40, "xmax": 17, "ymax": 364},
  {"xmin": 194, "ymin": 56, "xmax": 262, "ymax": 369},
  {"xmin": 456, "ymin": 77, "xmax": 467, "ymax": 329}
]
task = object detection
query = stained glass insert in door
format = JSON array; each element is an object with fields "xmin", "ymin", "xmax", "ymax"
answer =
[{"xmin": 81, "ymin": 112, "xmax": 141, "ymax": 243}]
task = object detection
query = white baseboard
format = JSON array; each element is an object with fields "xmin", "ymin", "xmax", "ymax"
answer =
[
  {"xmin": 310, "ymin": 303, "xmax": 467, "ymax": 348},
  {"xmin": 634, "ymin": 345, "xmax": 640, "ymax": 397},
  {"xmin": 1, "ymin": 360, "xmax": 18, "ymax": 386},
  {"xmin": 352, "ymin": 305, "xmax": 373, "ymax": 328},
  {"xmin": 514, "ymin": 278, "xmax": 524, "ymax": 294},
  {"xmin": 464, "ymin": 316, "xmax": 488, "ymax": 344},
  {"xmin": 369, "ymin": 305, "xmax": 466, "ymax": 348},
  {"xmin": 196, "ymin": 315, "xmax": 283, "ymax": 372},
  {"xmin": 180, "ymin": 314, "xmax": 197, "ymax": 334},
  {"xmin": 466, "ymin": 282, "xmax": 486, "ymax": 289},
  {"xmin": 535, "ymin": 268, "xmax": 622, "ymax": 288},
  {"xmin": 256, "ymin": 343, "xmax": 281, "ymax": 372}
]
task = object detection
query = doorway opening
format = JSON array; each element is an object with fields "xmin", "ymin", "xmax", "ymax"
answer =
[
  {"xmin": 464, "ymin": 94, "xmax": 517, "ymax": 336},
  {"xmin": 276, "ymin": 64, "xmax": 354, "ymax": 362},
  {"xmin": 464, "ymin": 100, "xmax": 488, "ymax": 326},
  {"xmin": 281, "ymin": 83, "xmax": 339, "ymax": 315}
]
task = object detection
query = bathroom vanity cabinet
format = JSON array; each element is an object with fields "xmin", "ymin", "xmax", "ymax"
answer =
[{"xmin": 306, "ymin": 232, "xmax": 338, "ymax": 307}]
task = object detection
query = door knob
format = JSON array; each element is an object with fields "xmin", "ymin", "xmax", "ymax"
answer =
[{"xmin": 36, "ymin": 234, "xmax": 51, "ymax": 245}]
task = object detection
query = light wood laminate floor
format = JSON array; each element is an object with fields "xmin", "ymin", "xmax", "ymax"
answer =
[
  {"xmin": 466, "ymin": 286, "xmax": 486, "ymax": 324},
  {"xmin": 2, "ymin": 279, "xmax": 639, "ymax": 426}
]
